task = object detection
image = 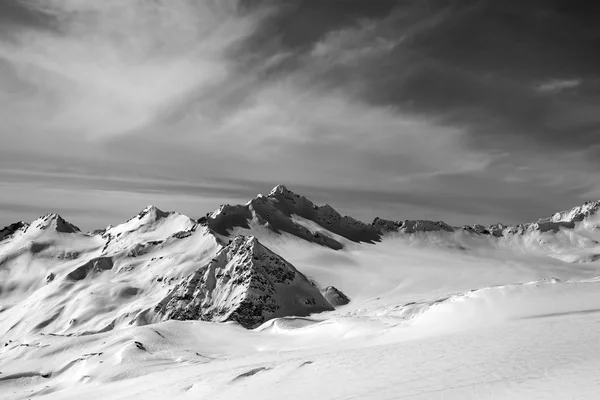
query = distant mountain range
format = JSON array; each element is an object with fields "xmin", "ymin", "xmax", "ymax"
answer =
[{"xmin": 1, "ymin": 185, "xmax": 599, "ymax": 337}]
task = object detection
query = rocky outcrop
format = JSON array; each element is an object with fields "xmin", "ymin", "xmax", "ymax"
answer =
[
  {"xmin": 371, "ymin": 217, "xmax": 454, "ymax": 234},
  {"xmin": 155, "ymin": 236, "xmax": 333, "ymax": 328},
  {"xmin": 206, "ymin": 204, "xmax": 252, "ymax": 236},
  {"xmin": 0, "ymin": 221, "xmax": 28, "ymax": 242},
  {"xmin": 322, "ymin": 286, "xmax": 350, "ymax": 307},
  {"xmin": 65, "ymin": 257, "xmax": 114, "ymax": 281}
]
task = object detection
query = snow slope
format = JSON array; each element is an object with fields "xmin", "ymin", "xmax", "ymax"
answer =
[{"xmin": 1, "ymin": 186, "xmax": 600, "ymax": 399}]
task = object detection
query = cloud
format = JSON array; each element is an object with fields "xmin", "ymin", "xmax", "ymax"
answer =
[
  {"xmin": 0, "ymin": 0, "xmax": 258, "ymax": 139},
  {"xmin": 310, "ymin": 20, "xmax": 400, "ymax": 66},
  {"xmin": 536, "ymin": 79, "xmax": 582, "ymax": 93},
  {"xmin": 0, "ymin": 0, "xmax": 599, "ymax": 229}
]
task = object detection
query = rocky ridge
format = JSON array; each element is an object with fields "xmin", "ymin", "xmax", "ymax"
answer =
[{"xmin": 205, "ymin": 186, "xmax": 600, "ymax": 248}]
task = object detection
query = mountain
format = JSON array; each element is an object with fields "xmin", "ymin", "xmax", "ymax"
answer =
[
  {"xmin": 27, "ymin": 213, "xmax": 81, "ymax": 234},
  {"xmin": 0, "ymin": 202, "xmax": 339, "ymax": 339},
  {"xmin": 548, "ymin": 200, "xmax": 600, "ymax": 223},
  {"xmin": 155, "ymin": 236, "xmax": 333, "ymax": 328},
  {"xmin": 204, "ymin": 185, "xmax": 380, "ymax": 250},
  {"xmin": 1, "ymin": 186, "xmax": 600, "ymax": 341},
  {"xmin": 101, "ymin": 205, "xmax": 196, "ymax": 255},
  {"xmin": 203, "ymin": 185, "xmax": 600, "ymax": 259},
  {"xmin": 2, "ymin": 186, "xmax": 600, "ymax": 399}
]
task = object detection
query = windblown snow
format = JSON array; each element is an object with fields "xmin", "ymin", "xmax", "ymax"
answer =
[{"xmin": 1, "ymin": 187, "xmax": 600, "ymax": 399}]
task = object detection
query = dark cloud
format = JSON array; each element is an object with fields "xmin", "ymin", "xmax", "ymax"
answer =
[
  {"xmin": 233, "ymin": 1, "xmax": 600, "ymax": 158},
  {"xmin": 239, "ymin": 0, "xmax": 397, "ymax": 50},
  {"xmin": 400, "ymin": 3, "xmax": 598, "ymax": 157},
  {"xmin": 230, "ymin": 0, "xmax": 399, "ymax": 76},
  {"xmin": 0, "ymin": 0, "xmax": 61, "ymax": 40}
]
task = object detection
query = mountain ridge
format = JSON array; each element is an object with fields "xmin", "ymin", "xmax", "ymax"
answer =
[
  {"xmin": 2, "ymin": 186, "xmax": 599, "ymax": 248},
  {"xmin": 1, "ymin": 184, "xmax": 599, "ymax": 339}
]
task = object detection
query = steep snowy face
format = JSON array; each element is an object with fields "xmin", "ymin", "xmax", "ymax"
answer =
[
  {"xmin": 155, "ymin": 236, "xmax": 333, "ymax": 328},
  {"xmin": 102, "ymin": 205, "xmax": 196, "ymax": 255}
]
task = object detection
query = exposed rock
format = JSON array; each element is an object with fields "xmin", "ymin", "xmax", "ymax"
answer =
[
  {"xmin": 66, "ymin": 257, "xmax": 114, "ymax": 281},
  {"xmin": 462, "ymin": 225, "xmax": 491, "ymax": 235},
  {"xmin": 205, "ymin": 185, "xmax": 381, "ymax": 249},
  {"xmin": 371, "ymin": 217, "xmax": 404, "ymax": 233},
  {"xmin": 0, "ymin": 221, "xmax": 29, "ymax": 242},
  {"xmin": 248, "ymin": 195, "xmax": 343, "ymax": 249},
  {"xmin": 127, "ymin": 241, "xmax": 163, "ymax": 257},
  {"xmin": 267, "ymin": 185, "xmax": 380, "ymax": 243},
  {"xmin": 322, "ymin": 286, "xmax": 350, "ymax": 307},
  {"xmin": 208, "ymin": 204, "xmax": 253, "ymax": 236},
  {"xmin": 155, "ymin": 235, "xmax": 333, "ymax": 328},
  {"xmin": 487, "ymin": 223, "xmax": 506, "ymax": 237}
]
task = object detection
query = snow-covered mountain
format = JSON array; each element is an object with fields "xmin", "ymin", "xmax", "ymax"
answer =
[
  {"xmin": 155, "ymin": 236, "xmax": 332, "ymax": 328},
  {"xmin": 1, "ymin": 186, "xmax": 600, "ymax": 399},
  {"xmin": 1, "ymin": 186, "xmax": 599, "ymax": 335}
]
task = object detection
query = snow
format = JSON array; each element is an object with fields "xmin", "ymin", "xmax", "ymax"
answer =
[
  {"xmin": 2, "ymin": 192, "xmax": 600, "ymax": 399},
  {"xmin": 3, "ymin": 279, "xmax": 600, "ymax": 399}
]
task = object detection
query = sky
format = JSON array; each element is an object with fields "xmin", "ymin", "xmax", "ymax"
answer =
[{"xmin": 1, "ymin": 0, "xmax": 599, "ymax": 230}]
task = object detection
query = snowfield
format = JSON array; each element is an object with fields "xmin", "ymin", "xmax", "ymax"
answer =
[{"xmin": 1, "ymin": 187, "xmax": 600, "ymax": 399}]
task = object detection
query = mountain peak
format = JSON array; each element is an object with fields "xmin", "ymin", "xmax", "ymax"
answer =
[
  {"xmin": 156, "ymin": 235, "xmax": 333, "ymax": 328},
  {"xmin": 268, "ymin": 184, "xmax": 293, "ymax": 197},
  {"xmin": 204, "ymin": 185, "xmax": 380, "ymax": 248},
  {"xmin": 137, "ymin": 205, "xmax": 169, "ymax": 220},
  {"xmin": 30, "ymin": 213, "xmax": 80, "ymax": 233}
]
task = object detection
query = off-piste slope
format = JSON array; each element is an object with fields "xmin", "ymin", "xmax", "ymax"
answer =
[{"xmin": 0, "ymin": 213, "xmax": 103, "ymax": 311}]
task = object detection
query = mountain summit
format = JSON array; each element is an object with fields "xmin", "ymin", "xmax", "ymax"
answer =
[
  {"xmin": 205, "ymin": 185, "xmax": 380, "ymax": 249},
  {"xmin": 28, "ymin": 213, "xmax": 80, "ymax": 234},
  {"xmin": 154, "ymin": 235, "xmax": 333, "ymax": 328}
]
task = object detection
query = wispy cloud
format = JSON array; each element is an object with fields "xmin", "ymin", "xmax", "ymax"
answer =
[
  {"xmin": 0, "ymin": 0, "xmax": 258, "ymax": 138},
  {"xmin": 0, "ymin": 0, "xmax": 599, "ymax": 229},
  {"xmin": 536, "ymin": 79, "xmax": 582, "ymax": 93}
]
